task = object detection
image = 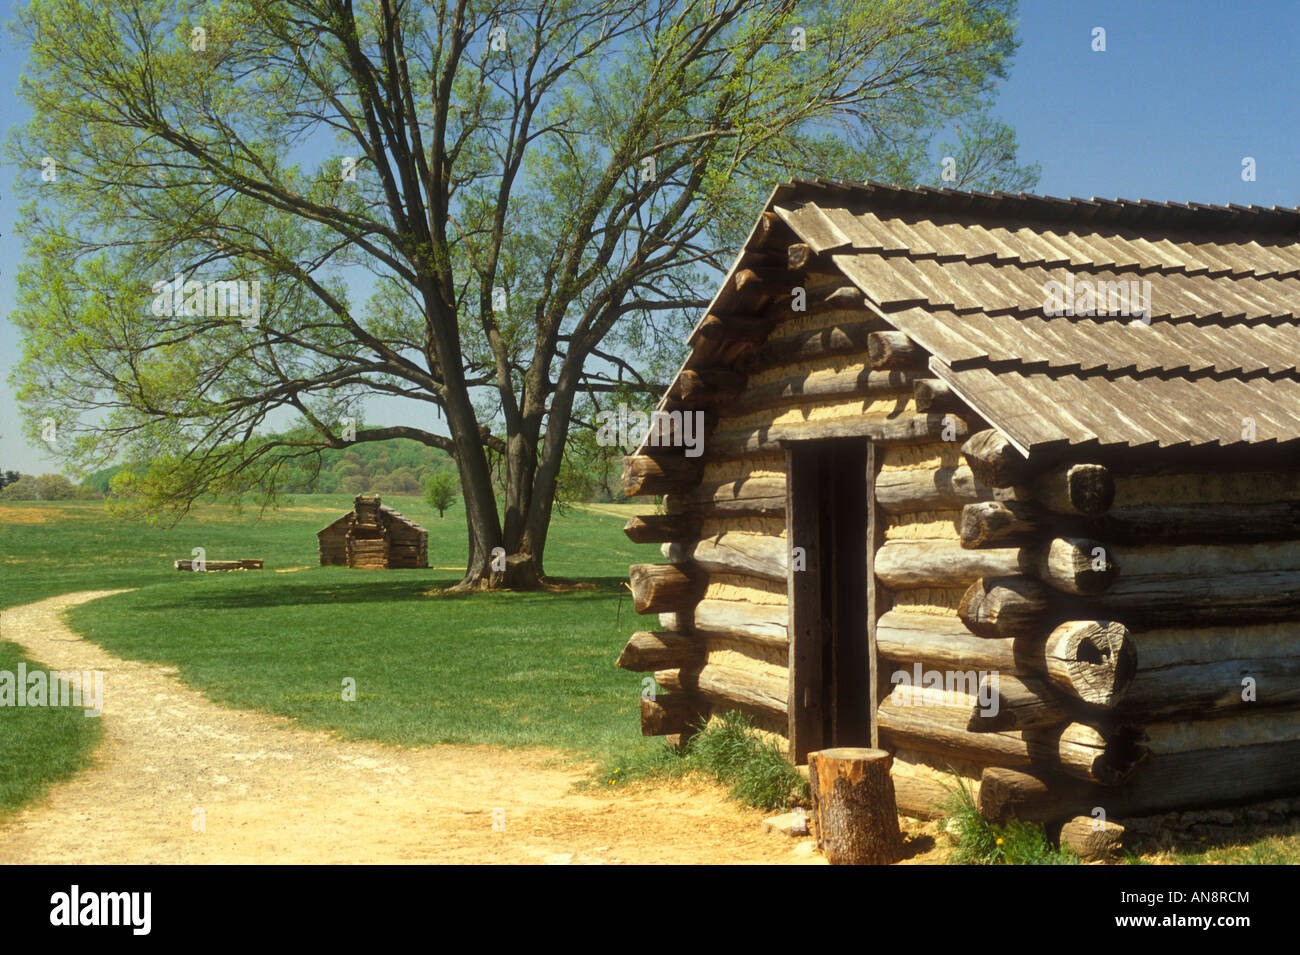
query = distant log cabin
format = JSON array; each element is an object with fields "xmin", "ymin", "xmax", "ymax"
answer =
[
  {"xmin": 618, "ymin": 178, "xmax": 1300, "ymax": 827},
  {"xmin": 318, "ymin": 495, "xmax": 428, "ymax": 569}
]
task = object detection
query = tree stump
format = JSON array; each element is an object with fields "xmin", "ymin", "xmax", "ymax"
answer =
[{"xmin": 808, "ymin": 748, "xmax": 904, "ymax": 865}]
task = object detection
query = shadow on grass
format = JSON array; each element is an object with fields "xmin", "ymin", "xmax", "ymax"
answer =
[
  {"xmin": 127, "ymin": 575, "xmax": 633, "ymax": 611},
  {"xmin": 1141, "ymin": 818, "xmax": 1300, "ymax": 864}
]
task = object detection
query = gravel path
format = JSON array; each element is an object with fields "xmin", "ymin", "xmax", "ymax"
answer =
[{"xmin": 0, "ymin": 591, "xmax": 820, "ymax": 864}]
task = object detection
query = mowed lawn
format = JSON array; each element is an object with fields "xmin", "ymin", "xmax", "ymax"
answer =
[{"xmin": 0, "ymin": 497, "xmax": 661, "ymax": 813}]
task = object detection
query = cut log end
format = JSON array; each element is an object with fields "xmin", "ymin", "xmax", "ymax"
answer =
[
  {"xmin": 1045, "ymin": 620, "xmax": 1136, "ymax": 706},
  {"xmin": 628, "ymin": 563, "xmax": 704, "ymax": 615},
  {"xmin": 640, "ymin": 694, "xmax": 705, "ymax": 737},
  {"xmin": 958, "ymin": 575, "xmax": 1051, "ymax": 638},
  {"xmin": 1090, "ymin": 724, "xmax": 1150, "ymax": 786},
  {"xmin": 1061, "ymin": 463, "xmax": 1116, "ymax": 516},
  {"xmin": 913, "ymin": 378, "xmax": 961, "ymax": 413},
  {"xmin": 962, "ymin": 429, "xmax": 1030, "ymax": 488},
  {"xmin": 866, "ymin": 331, "xmax": 921, "ymax": 370},
  {"xmin": 615, "ymin": 630, "xmax": 703, "ymax": 672}
]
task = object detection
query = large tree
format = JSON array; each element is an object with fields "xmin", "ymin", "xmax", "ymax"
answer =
[{"xmin": 8, "ymin": 0, "xmax": 1036, "ymax": 588}]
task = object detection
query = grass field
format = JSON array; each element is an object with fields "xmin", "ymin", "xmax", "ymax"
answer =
[
  {"xmin": 5, "ymin": 496, "xmax": 1298, "ymax": 865},
  {"xmin": 0, "ymin": 496, "xmax": 662, "ymax": 814}
]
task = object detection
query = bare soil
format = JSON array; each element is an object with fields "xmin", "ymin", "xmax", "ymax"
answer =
[{"xmin": 0, "ymin": 591, "xmax": 823, "ymax": 865}]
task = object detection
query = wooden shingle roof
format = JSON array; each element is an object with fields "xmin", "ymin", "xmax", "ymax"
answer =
[
  {"xmin": 642, "ymin": 179, "xmax": 1300, "ymax": 462},
  {"xmin": 774, "ymin": 180, "xmax": 1300, "ymax": 458}
]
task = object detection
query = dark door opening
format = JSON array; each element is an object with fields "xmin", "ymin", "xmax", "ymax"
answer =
[{"xmin": 785, "ymin": 438, "xmax": 878, "ymax": 762}]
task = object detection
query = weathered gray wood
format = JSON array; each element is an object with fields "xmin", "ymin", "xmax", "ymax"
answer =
[
  {"xmin": 875, "ymin": 538, "xmax": 1116, "ymax": 595},
  {"xmin": 623, "ymin": 513, "xmax": 696, "ymax": 544},
  {"xmin": 1122, "ymin": 622, "xmax": 1300, "ymax": 716},
  {"xmin": 1060, "ymin": 815, "xmax": 1125, "ymax": 861},
  {"xmin": 877, "ymin": 611, "xmax": 1017, "ymax": 672},
  {"xmin": 787, "ymin": 242, "xmax": 814, "ymax": 270},
  {"xmin": 968, "ymin": 673, "xmax": 1076, "ymax": 733},
  {"xmin": 877, "ymin": 612, "xmax": 1134, "ymax": 707},
  {"xmin": 622, "ymin": 453, "xmax": 703, "ymax": 496},
  {"xmin": 174, "ymin": 559, "xmax": 263, "ymax": 571},
  {"xmin": 1043, "ymin": 620, "xmax": 1134, "ymax": 706},
  {"xmin": 1038, "ymin": 536, "xmax": 1118, "ymax": 596},
  {"xmin": 875, "ymin": 464, "xmax": 994, "ymax": 515},
  {"xmin": 726, "ymin": 367, "xmax": 916, "ymax": 416},
  {"xmin": 641, "ymin": 693, "xmax": 706, "ymax": 737},
  {"xmin": 673, "ymin": 368, "xmax": 746, "ymax": 406},
  {"xmin": 659, "ymin": 662, "xmax": 788, "ymax": 719},
  {"xmin": 914, "ymin": 378, "xmax": 964, "ymax": 414},
  {"xmin": 708, "ymin": 413, "xmax": 969, "ymax": 458},
  {"xmin": 978, "ymin": 766, "xmax": 1087, "ymax": 824},
  {"xmin": 1111, "ymin": 469, "xmax": 1300, "ymax": 508},
  {"xmin": 752, "ymin": 318, "xmax": 880, "ymax": 371},
  {"xmin": 1124, "ymin": 657, "xmax": 1300, "ymax": 717},
  {"xmin": 685, "ymin": 476, "xmax": 786, "ymax": 516},
  {"xmin": 1023, "ymin": 463, "xmax": 1115, "ymax": 517},
  {"xmin": 867, "ymin": 331, "xmax": 924, "ymax": 370},
  {"xmin": 1142, "ymin": 707, "xmax": 1300, "ymax": 756},
  {"xmin": 892, "ymin": 771, "xmax": 963, "ymax": 820},
  {"xmin": 629, "ymin": 563, "xmax": 705, "ymax": 615},
  {"xmin": 981, "ymin": 743, "xmax": 1300, "ymax": 824},
  {"xmin": 959, "ymin": 576, "xmax": 1052, "ymax": 638},
  {"xmin": 694, "ymin": 311, "xmax": 770, "ymax": 345},
  {"xmin": 866, "ymin": 441, "xmax": 883, "ymax": 749},
  {"xmin": 962, "ymin": 429, "xmax": 1032, "ymax": 487},
  {"xmin": 693, "ymin": 598, "xmax": 788, "ymax": 644},
  {"xmin": 877, "ymin": 685, "xmax": 1148, "ymax": 785},
  {"xmin": 1100, "ymin": 501, "xmax": 1300, "ymax": 544},
  {"xmin": 875, "ymin": 539, "xmax": 1024, "ymax": 588},
  {"xmin": 959, "ymin": 500, "xmax": 1040, "ymax": 548},
  {"xmin": 1096, "ymin": 553, "xmax": 1300, "ymax": 626},
  {"xmin": 786, "ymin": 441, "xmax": 825, "ymax": 762},
  {"xmin": 615, "ymin": 631, "xmax": 704, "ymax": 672},
  {"xmin": 668, "ymin": 533, "xmax": 787, "ymax": 582}
]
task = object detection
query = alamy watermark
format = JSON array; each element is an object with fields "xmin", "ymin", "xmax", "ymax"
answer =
[
  {"xmin": 50, "ymin": 885, "xmax": 150, "ymax": 935},
  {"xmin": 1043, "ymin": 274, "xmax": 1151, "ymax": 323},
  {"xmin": 596, "ymin": 403, "xmax": 704, "ymax": 457},
  {"xmin": 150, "ymin": 273, "xmax": 261, "ymax": 327},
  {"xmin": 0, "ymin": 664, "xmax": 103, "ymax": 717},
  {"xmin": 891, "ymin": 664, "xmax": 999, "ymax": 717}
]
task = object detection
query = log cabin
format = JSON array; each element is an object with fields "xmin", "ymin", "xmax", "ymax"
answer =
[
  {"xmin": 318, "ymin": 495, "xmax": 429, "ymax": 569},
  {"xmin": 617, "ymin": 178, "xmax": 1300, "ymax": 826}
]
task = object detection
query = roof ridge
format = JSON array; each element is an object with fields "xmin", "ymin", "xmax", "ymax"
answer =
[{"xmin": 776, "ymin": 178, "xmax": 1300, "ymax": 235}]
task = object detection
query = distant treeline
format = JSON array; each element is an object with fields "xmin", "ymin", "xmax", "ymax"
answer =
[
  {"xmin": 3, "ymin": 428, "xmax": 625, "ymax": 504},
  {"xmin": 80, "ymin": 438, "xmax": 459, "ymax": 497},
  {"xmin": 0, "ymin": 472, "xmax": 102, "ymax": 501}
]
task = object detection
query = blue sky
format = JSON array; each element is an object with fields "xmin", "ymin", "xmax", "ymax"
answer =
[{"xmin": 1, "ymin": 0, "xmax": 1297, "ymax": 473}]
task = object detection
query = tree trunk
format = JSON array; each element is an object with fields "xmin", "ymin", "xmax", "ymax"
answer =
[
  {"xmin": 443, "ymin": 387, "xmax": 508, "ymax": 591},
  {"xmin": 808, "ymin": 748, "xmax": 904, "ymax": 865},
  {"xmin": 517, "ymin": 360, "xmax": 585, "ymax": 584}
]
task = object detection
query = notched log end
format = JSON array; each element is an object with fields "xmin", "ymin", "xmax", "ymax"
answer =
[
  {"xmin": 1048, "ymin": 620, "xmax": 1135, "ymax": 706},
  {"xmin": 1066, "ymin": 463, "xmax": 1116, "ymax": 516},
  {"xmin": 1093, "ymin": 725, "xmax": 1150, "ymax": 786}
]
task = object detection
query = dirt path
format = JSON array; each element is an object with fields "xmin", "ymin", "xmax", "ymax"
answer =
[{"xmin": 0, "ymin": 591, "xmax": 821, "ymax": 864}]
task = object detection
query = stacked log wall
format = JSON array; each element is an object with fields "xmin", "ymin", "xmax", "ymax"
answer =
[
  {"xmin": 954, "ymin": 430, "xmax": 1300, "ymax": 824},
  {"xmin": 619, "ymin": 231, "xmax": 1300, "ymax": 823},
  {"xmin": 620, "ymin": 229, "xmax": 983, "ymax": 753}
]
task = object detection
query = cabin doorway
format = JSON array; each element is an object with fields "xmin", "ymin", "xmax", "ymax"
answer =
[{"xmin": 784, "ymin": 438, "xmax": 880, "ymax": 762}]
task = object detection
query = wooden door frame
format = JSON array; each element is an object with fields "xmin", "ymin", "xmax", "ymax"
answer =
[{"xmin": 783, "ymin": 438, "xmax": 882, "ymax": 763}]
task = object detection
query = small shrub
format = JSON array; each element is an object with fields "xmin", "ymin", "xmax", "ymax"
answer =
[
  {"xmin": 685, "ymin": 711, "xmax": 809, "ymax": 812},
  {"xmin": 593, "ymin": 740, "xmax": 688, "ymax": 789},
  {"xmin": 938, "ymin": 776, "xmax": 1077, "ymax": 865},
  {"xmin": 593, "ymin": 711, "xmax": 809, "ymax": 813}
]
